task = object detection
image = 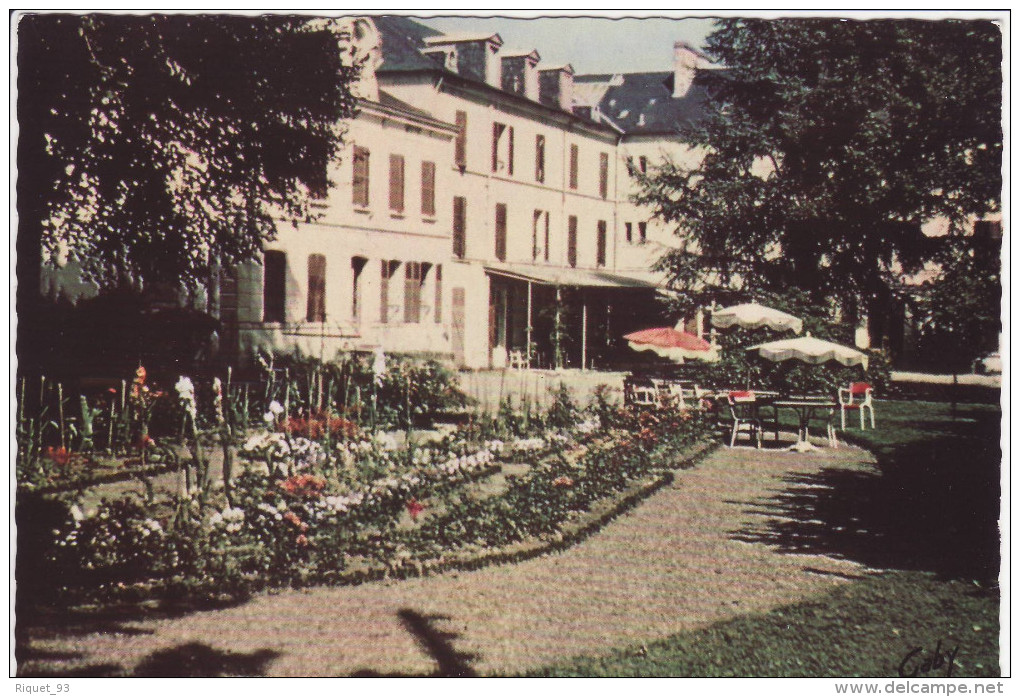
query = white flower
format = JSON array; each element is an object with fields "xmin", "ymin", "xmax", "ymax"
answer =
[
  {"xmin": 69, "ymin": 504, "xmax": 85, "ymax": 523},
  {"xmin": 175, "ymin": 376, "xmax": 197, "ymax": 418},
  {"xmin": 268, "ymin": 400, "xmax": 284, "ymax": 416},
  {"xmin": 263, "ymin": 411, "xmax": 275, "ymax": 425}
]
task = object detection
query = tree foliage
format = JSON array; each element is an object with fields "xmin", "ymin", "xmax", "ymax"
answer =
[
  {"xmin": 638, "ymin": 18, "xmax": 1002, "ymax": 321},
  {"xmin": 17, "ymin": 13, "xmax": 359, "ymax": 290}
]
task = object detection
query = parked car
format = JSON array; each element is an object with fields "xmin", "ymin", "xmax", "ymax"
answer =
[{"xmin": 973, "ymin": 352, "xmax": 1002, "ymax": 375}]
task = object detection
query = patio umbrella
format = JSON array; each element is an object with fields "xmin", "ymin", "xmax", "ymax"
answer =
[
  {"xmin": 747, "ymin": 333, "xmax": 869, "ymax": 369},
  {"xmin": 624, "ymin": 326, "xmax": 720, "ymax": 364},
  {"xmin": 711, "ymin": 302, "xmax": 804, "ymax": 334}
]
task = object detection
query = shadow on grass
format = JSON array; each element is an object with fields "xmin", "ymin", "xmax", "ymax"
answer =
[
  {"xmin": 733, "ymin": 411, "xmax": 1000, "ymax": 583},
  {"xmin": 352, "ymin": 608, "xmax": 477, "ymax": 677},
  {"xmin": 133, "ymin": 642, "xmax": 281, "ymax": 677}
]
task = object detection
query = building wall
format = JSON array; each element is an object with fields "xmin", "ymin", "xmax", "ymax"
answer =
[
  {"xmin": 234, "ymin": 103, "xmax": 458, "ymax": 362},
  {"xmin": 614, "ymin": 136, "xmax": 703, "ymax": 274}
]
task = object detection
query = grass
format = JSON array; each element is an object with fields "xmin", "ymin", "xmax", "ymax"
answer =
[
  {"xmin": 523, "ymin": 399, "xmax": 1002, "ymax": 677},
  {"xmin": 526, "ymin": 571, "xmax": 998, "ymax": 677}
]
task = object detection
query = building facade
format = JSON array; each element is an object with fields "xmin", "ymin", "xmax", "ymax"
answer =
[{"xmin": 216, "ymin": 16, "xmax": 717, "ymax": 370}]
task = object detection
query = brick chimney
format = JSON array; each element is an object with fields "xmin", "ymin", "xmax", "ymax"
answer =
[
  {"xmin": 538, "ymin": 64, "xmax": 574, "ymax": 112},
  {"xmin": 424, "ymin": 33, "xmax": 503, "ymax": 87},
  {"xmin": 500, "ymin": 50, "xmax": 541, "ymax": 100},
  {"xmin": 673, "ymin": 41, "xmax": 701, "ymax": 98}
]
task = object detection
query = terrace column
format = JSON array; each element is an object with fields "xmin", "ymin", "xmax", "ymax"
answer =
[
  {"xmin": 581, "ymin": 300, "xmax": 588, "ymax": 371},
  {"xmin": 526, "ymin": 281, "xmax": 533, "ymax": 366}
]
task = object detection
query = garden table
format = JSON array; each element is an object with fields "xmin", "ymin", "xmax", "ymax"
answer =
[{"xmin": 772, "ymin": 397, "xmax": 838, "ymax": 452}]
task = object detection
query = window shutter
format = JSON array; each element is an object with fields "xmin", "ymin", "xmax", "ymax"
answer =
[
  {"xmin": 380, "ymin": 260, "xmax": 392, "ymax": 323},
  {"xmin": 453, "ymin": 196, "xmax": 467, "ymax": 259},
  {"xmin": 455, "ymin": 111, "xmax": 467, "ymax": 167},
  {"xmin": 599, "ymin": 152, "xmax": 609, "ymax": 199},
  {"xmin": 625, "ymin": 222, "xmax": 633, "ymax": 243},
  {"xmin": 507, "ymin": 126, "xmax": 514, "ymax": 176},
  {"xmin": 421, "ymin": 161, "xmax": 436, "ymax": 216},
  {"xmin": 569, "ymin": 144, "xmax": 579, "ymax": 189},
  {"xmin": 404, "ymin": 262, "xmax": 423, "ymax": 323},
  {"xmin": 638, "ymin": 221, "xmax": 647, "ymax": 243},
  {"xmin": 306, "ymin": 254, "xmax": 326, "ymax": 322},
  {"xmin": 596, "ymin": 221, "xmax": 607, "ymax": 267},
  {"xmin": 567, "ymin": 216, "xmax": 578, "ymax": 268},
  {"xmin": 544, "ymin": 213, "xmax": 550, "ymax": 262},
  {"xmin": 263, "ymin": 251, "xmax": 286, "ymax": 323},
  {"xmin": 495, "ymin": 203, "xmax": 507, "ymax": 262},
  {"xmin": 352, "ymin": 147, "xmax": 370, "ymax": 207},
  {"xmin": 492, "ymin": 122, "xmax": 500, "ymax": 172},
  {"xmin": 389, "ymin": 154, "xmax": 404, "ymax": 212},
  {"xmin": 535, "ymin": 134, "xmax": 545, "ymax": 182},
  {"xmin": 434, "ymin": 264, "xmax": 442, "ymax": 323}
]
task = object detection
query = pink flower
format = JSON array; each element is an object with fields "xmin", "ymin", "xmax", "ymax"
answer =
[{"xmin": 405, "ymin": 498, "xmax": 426, "ymax": 521}]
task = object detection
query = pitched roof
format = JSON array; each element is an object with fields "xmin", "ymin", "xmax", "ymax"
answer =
[
  {"xmin": 373, "ymin": 15, "xmax": 444, "ymax": 72},
  {"xmin": 576, "ymin": 70, "xmax": 716, "ymax": 136}
]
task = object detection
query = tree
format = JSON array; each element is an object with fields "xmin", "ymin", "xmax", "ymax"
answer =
[
  {"xmin": 17, "ymin": 13, "xmax": 359, "ymax": 291},
  {"xmin": 914, "ymin": 226, "xmax": 1001, "ymax": 414},
  {"xmin": 638, "ymin": 19, "xmax": 1002, "ymax": 341}
]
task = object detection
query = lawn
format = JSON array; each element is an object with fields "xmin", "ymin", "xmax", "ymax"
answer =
[{"xmin": 525, "ymin": 399, "xmax": 1003, "ymax": 677}]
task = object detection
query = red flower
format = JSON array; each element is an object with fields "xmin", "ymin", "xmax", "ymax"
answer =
[
  {"xmin": 552, "ymin": 475, "xmax": 574, "ymax": 488},
  {"xmin": 277, "ymin": 474, "xmax": 327, "ymax": 499},
  {"xmin": 45, "ymin": 446, "xmax": 72, "ymax": 467},
  {"xmin": 405, "ymin": 498, "xmax": 426, "ymax": 521},
  {"xmin": 295, "ymin": 534, "xmax": 309, "ymax": 547}
]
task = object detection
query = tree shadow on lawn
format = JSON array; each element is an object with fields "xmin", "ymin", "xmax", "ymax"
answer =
[
  {"xmin": 732, "ymin": 417, "xmax": 1001, "ymax": 583},
  {"xmin": 352, "ymin": 608, "xmax": 478, "ymax": 677},
  {"xmin": 133, "ymin": 642, "xmax": 281, "ymax": 677}
]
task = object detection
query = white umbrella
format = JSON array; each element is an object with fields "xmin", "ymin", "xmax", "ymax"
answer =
[
  {"xmin": 747, "ymin": 333, "xmax": 869, "ymax": 369},
  {"xmin": 711, "ymin": 302, "xmax": 804, "ymax": 334}
]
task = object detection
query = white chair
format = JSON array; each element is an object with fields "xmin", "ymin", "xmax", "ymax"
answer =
[
  {"xmin": 725, "ymin": 393, "xmax": 763, "ymax": 448},
  {"xmin": 838, "ymin": 382, "xmax": 875, "ymax": 430},
  {"xmin": 507, "ymin": 350, "xmax": 529, "ymax": 370}
]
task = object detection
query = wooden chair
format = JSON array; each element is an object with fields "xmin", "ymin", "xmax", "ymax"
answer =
[
  {"xmin": 624, "ymin": 378, "xmax": 658, "ymax": 408},
  {"xmin": 838, "ymin": 382, "xmax": 875, "ymax": 430}
]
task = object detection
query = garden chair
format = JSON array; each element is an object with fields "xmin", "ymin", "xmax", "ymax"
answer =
[
  {"xmin": 507, "ymin": 350, "xmax": 529, "ymax": 370},
  {"xmin": 723, "ymin": 392, "xmax": 763, "ymax": 448},
  {"xmin": 806, "ymin": 405, "xmax": 839, "ymax": 447},
  {"xmin": 838, "ymin": 382, "xmax": 875, "ymax": 430},
  {"xmin": 624, "ymin": 378, "xmax": 658, "ymax": 408}
]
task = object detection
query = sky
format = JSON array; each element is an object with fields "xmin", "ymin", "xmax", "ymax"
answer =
[{"xmin": 415, "ymin": 15, "xmax": 718, "ymax": 75}]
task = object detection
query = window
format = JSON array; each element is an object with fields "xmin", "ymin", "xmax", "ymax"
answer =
[
  {"xmin": 599, "ymin": 152, "xmax": 609, "ymax": 199},
  {"xmin": 434, "ymin": 265, "xmax": 442, "ymax": 323},
  {"xmin": 352, "ymin": 146, "xmax": 370, "ymax": 207},
  {"xmin": 625, "ymin": 222, "xmax": 633, "ymax": 243},
  {"xmin": 596, "ymin": 221, "xmax": 607, "ymax": 267},
  {"xmin": 535, "ymin": 134, "xmax": 546, "ymax": 182},
  {"xmin": 306, "ymin": 254, "xmax": 326, "ymax": 322},
  {"xmin": 638, "ymin": 221, "xmax": 647, "ymax": 244},
  {"xmin": 532, "ymin": 210, "xmax": 550, "ymax": 262},
  {"xmin": 263, "ymin": 250, "xmax": 286, "ymax": 323},
  {"xmin": 421, "ymin": 161, "xmax": 436, "ymax": 217},
  {"xmin": 491, "ymin": 122, "xmax": 514, "ymax": 175},
  {"xmin": 495, "ymin": 203, "xmax": 508, "ymax": 262},
  {"xmin": 567, "ymin": 215, "xmax": 578, "ymax": 268},
  {"xmin": 380, "ymin": 260, "xmax": 399, "ymax": 323},
  {"xmin": 404, "ymin": 262, "xmax": 425, "ymax": 323},
  {"xmin": 455, "ymin": 110, "xmax": 467, "ymax": 168},
  {"xmin": 569, "ymin": 144, "xmax": 579, "ymax": 189},
  {"xmin": 638, "ymin": 155, "xmax": 647, "ymax": 173},
  {"xmin": 351, "ymin": 256, "xmax": 367, "ymax": 321},
  {"xmin": 453, "ymin": 196, "xmax": 467, "ymax": 259},
  {"xmin": 389, "ymin": 154, "xmax": 405, "ymax": 213}
]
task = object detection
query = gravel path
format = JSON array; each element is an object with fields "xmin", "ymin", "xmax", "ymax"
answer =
[{"xmin": 18, "ymin": 439, "xmax": 878, "ymax": 677}]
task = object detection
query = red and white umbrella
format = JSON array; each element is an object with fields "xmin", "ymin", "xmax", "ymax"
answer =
[
  {"xmin": 624, "ymin": 326, "xmax": 720, "ymax": 364},
  {"xmin": 711, "ymin": 302, "xmax": 803, "ymax": 334}
]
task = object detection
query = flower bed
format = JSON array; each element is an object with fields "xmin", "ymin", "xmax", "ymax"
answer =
[{"xmin": 20, "ymin": 374, "xmax": 715, "ymax": 611}]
